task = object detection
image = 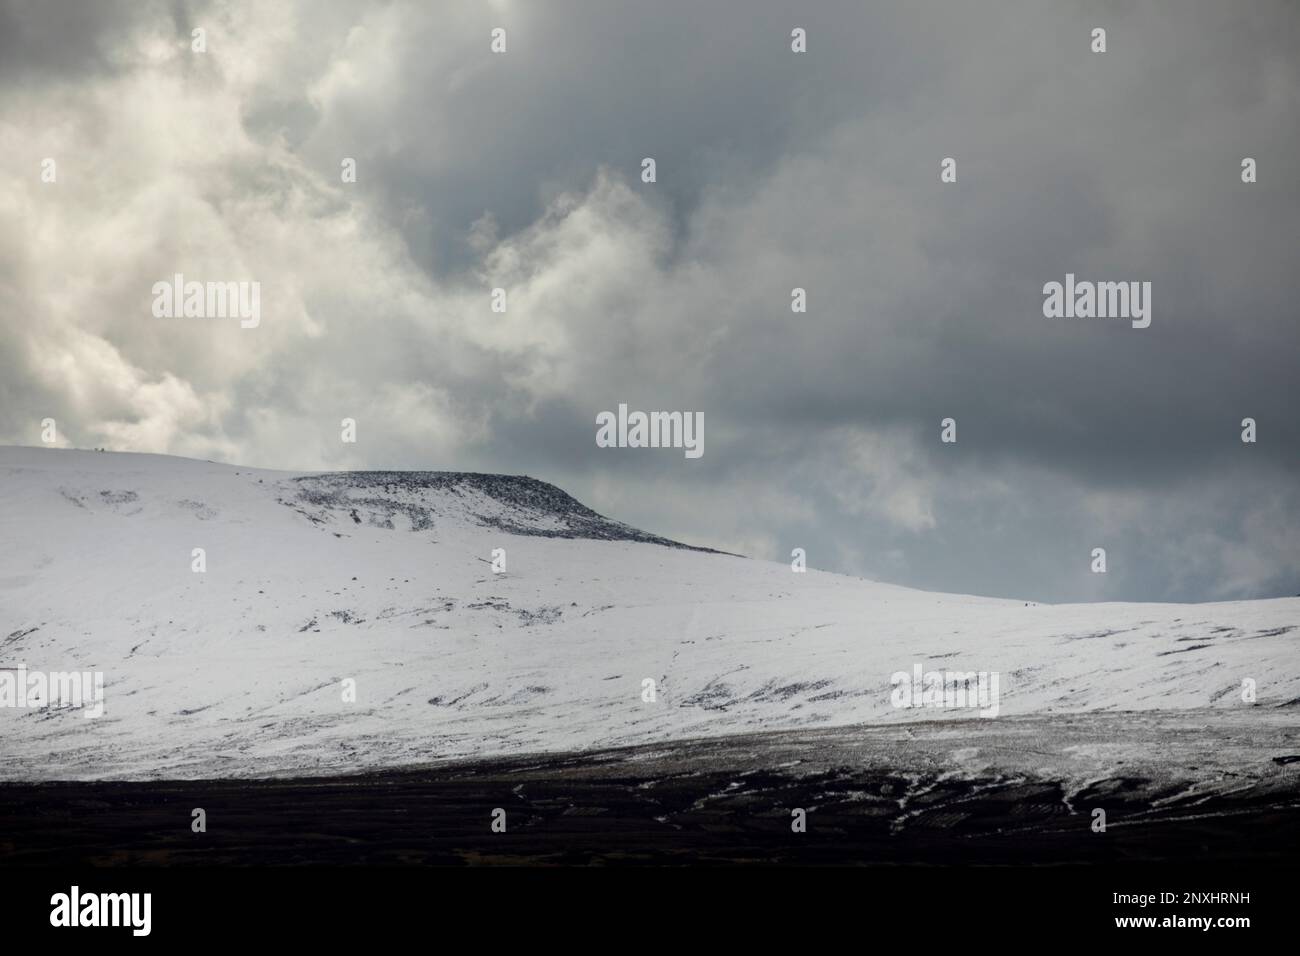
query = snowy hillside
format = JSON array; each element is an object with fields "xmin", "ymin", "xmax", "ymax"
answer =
[{"xmin": 1, "ymin": 446, "xmax": 1296, "ymax": 781}]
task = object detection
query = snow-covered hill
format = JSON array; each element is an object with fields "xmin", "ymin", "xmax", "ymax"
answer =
[{"xmin": 1, "ymin": 446, "xmax": 1296, "ymax": 781}]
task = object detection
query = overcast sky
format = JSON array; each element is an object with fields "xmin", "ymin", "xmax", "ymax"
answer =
[{"xmin": 2, "ymin": 0, "xmax": 1297, "ymax": 603}]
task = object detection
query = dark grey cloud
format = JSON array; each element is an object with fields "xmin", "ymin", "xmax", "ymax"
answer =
[
  {"xmin": 0, "ymin": 0, "xmax": 157, "ymax": 79},
  {"xmin": 1, "ymin": 0, "xmax": 1297, "ymax": 602}
]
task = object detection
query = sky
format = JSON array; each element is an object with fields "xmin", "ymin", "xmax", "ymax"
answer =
[{"xmin": 1, "ymin": 0, "xmax": 1297, "ymax": 603}]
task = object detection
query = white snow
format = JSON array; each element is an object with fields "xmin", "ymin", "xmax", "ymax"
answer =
[{"xmin": 1, "ymin": 446, "xmax": 1296, "ymax": 780}]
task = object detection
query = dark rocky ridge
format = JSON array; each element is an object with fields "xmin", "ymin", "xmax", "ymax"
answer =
[{"xmin": 283, "ymin": 471, "xmax": 725, "ymax": 551}]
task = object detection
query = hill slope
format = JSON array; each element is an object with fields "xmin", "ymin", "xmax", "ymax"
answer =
[{"xmin": 1, "ymin": 446, "xmax": 1296, "ymax": 781}]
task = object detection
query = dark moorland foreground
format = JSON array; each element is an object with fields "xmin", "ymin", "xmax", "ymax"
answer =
[{"xmin": 2, "ymin": 710, "xmax": 1296, "ymax": 866}]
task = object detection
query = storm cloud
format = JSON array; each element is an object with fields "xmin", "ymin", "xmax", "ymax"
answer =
[{"xmin": 2, "ymin": 0, "xmax": 1297, "ymax": 602}]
